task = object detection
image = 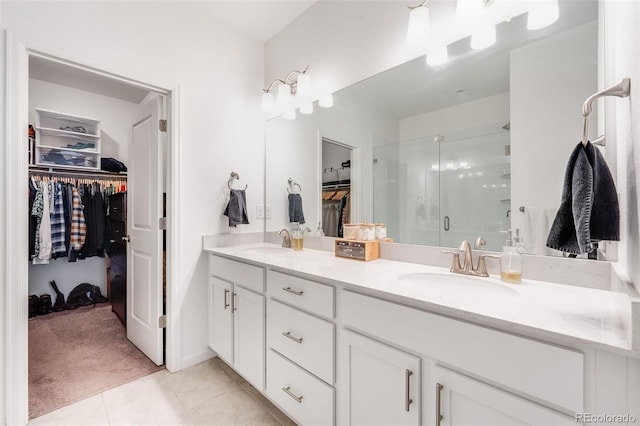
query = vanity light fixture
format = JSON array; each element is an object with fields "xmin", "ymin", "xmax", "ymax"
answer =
[
  {"xmin": 300, "ymin": 102, "xmax": 314, "ymax": 115},
  {"xmin": 407, "ymin": 0, "xmax": 431, "ymax": 46},
  {"xmin": 527, "ymin": 0, "xmax": 559, "ymax": 30}
]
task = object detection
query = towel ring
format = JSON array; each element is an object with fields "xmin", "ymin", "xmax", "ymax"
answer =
[
  {"xmin": 581, "ymin": 78, "xmax": 630, "ymax": 146},
  {"xmin": 228, "ymin": 172, "xmax": 247, "ymax": 190},
  {"xmin": 287, "ymin": 178, "xmax": 302, "ymax": 194}
]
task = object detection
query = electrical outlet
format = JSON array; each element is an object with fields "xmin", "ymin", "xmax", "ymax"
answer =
[
  {"xmin": 265, "ymin": 205, "xmax": 272, "ymax": 219},
  {"xmin": 256, "ymin": 205, "xmax": 265, "ymax": 219}
]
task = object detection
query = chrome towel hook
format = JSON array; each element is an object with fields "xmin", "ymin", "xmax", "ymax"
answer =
[
  {"xmin": 581, "ymin": 78, "xmax": 630, "ymax": 146},
  {"xmin": 228, "ymin": 171, "xmax": 247, "ymax": 190},
  {"xmin": 287, "ymin": 178, "xmax": 302, "ymax": 194}
]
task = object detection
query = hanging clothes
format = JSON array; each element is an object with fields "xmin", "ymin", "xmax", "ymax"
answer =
[
  {"xmin": 68, "ymin": 185, "xmax": 87, "ymax": 262},
  {"xmin": 35, "ymin": 182, "xmax": 52, "ymax": 264},
  {"xmin": 50, "ymin": 182, "xmax": 67, "ymax": 259}
]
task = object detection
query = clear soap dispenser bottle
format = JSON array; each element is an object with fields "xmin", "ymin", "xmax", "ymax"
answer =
[
  {"xmin": 292, "ymin": 224, "xmax": 304, "ymax": 251},
  {"xmin": 500, "ymin": 229, "xmax": 523, "ymax": 284}
]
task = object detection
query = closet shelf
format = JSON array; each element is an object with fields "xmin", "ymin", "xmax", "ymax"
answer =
[
  {"xmin": 36, "ymin": 126, "xmax": 100, "ymax": 139},
  {"xmin": 29, "ymin": 164, "xmax": 127, "ymax": 178}
]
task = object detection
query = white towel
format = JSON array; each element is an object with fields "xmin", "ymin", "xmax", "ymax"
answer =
[{"xmin": 523, "ymin": 207, "xmax": 563, "ymax": 256}]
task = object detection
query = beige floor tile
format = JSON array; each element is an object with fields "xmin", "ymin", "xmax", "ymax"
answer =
[
  {"xmin": 164, "ymin": 364, "xmax": 242, "ymax": 410},
  {"xmin": 222, "ymin": 367, "xmax": 246, "ymax": 385},
  {"xmin": 267, "ymin": 404, "xmax": 298, "ymax": 426},
  {"xmin": 240, "ymin": 382, "xmax": 272, "ymax": 408},
  {"xmin": 28, "ymin": 394, "xmax": 109, "ymax": 426},
  {"xmin": 188, "ymin": 387, "xmax": 278, "ymax": 426},
  {"xmin": 104, "ymin": 388, "xmax": 188, "ymax": 426},
  {"xmin": 101, "ymin": 369, "xmax": 172, "ymax": 407}
]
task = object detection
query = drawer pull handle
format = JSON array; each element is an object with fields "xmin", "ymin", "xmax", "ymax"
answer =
[
  {"xmin": 223, "ymin": 289, "xmax": 230, "ymax": 309},
  {"xmin": 405, "ymin": 369, "xmax": 413, "ymax": 412},
  {"xmin": 282, "ymin": 386, "xmax": 303, "ymax": 403},
  {"xmin": 436, "ymin": 382, "xmax": 443, "ymax": 426},
  {"xmin": 282, "ymin": 331, "xmax": 303, "ymax": 344},
  {"xmin": 282, "ymin": 286, "xmax": 304, "ymax": 296}
]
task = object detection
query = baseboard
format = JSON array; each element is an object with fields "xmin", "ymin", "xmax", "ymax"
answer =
[{"xmin": 180, "ymin": 348, "xmax": 215, "ymax": 371}]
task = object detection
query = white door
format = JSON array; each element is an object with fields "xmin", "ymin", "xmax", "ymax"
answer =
[
  {"xmin": 209, "ymin": 276, "xmax": 234, "ymax": 363},
  {"xmin": 433, "ymin": 366, "xmax": 575, "ymax": 426},
  {"xmin": 344, "ymin": 330, "xmax": 421, "ymax": 426},
  {"xmin": 233, "ymin": 286, "xmax": 265, "ymax": 389},
  {"xmin": 127, "ymin": 95, "xmax": 164, "ymax": 365}
]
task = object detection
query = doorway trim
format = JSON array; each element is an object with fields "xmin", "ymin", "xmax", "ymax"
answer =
[{"xmin": 3, "ymin": 32, "xmax": 181, "ymax": 425}]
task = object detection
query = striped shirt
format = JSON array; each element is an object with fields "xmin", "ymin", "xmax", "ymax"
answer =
[
  {"xmin": 50, "ymin": 183, "xmax": 66, "ymax": 256},
  {"xmin": 70, "ymin": 186, "xmax": 86, "ymax": 251}
]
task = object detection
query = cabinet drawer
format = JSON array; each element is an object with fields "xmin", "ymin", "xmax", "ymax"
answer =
[
  {"xmin": 267, "ymin": 270, "xmax": 334, "ymax": 318},
  {"xmin": 341, "ymin": 290, "xmax": 584, "ymax": 413},
  {"xmin": 210, "ymin": 255, "xmax": 264, "ymax": 293},
  {"xmin": 268, "ymin": 299, "xmax": 334, "ymax": 384},
  {"xmin": 267, "ymin": 349, "xmax": 334, "ymax": 426}
]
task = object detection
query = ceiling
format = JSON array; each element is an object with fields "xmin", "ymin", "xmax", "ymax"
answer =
[{"xmin": 190, "ymin": 0, "xmax": 318, "ymax": 43}]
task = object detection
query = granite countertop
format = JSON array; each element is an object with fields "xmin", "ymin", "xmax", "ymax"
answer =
[{"xmin": 204, "ymin": 242, "xmax": 634, "ymax": 356}]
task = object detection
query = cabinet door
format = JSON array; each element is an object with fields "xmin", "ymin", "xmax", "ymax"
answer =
[
  {"xmin": 343, "ymin": 330, "xmax": 420, "ymax": 426},
  {"xmin": 209, "ymin": 277, "xmax": 233, "ymax": 363},
  {"xmin": 233, "ymin": 286, "xmax": 265, "ymax": 390},
  {"xmin": 433, "ymin": 366, "xmax": 575, "ymax": 426}
]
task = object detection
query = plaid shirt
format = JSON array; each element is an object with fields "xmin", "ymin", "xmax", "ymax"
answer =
[
  {"xmin": 50, "ymin": 183, "xmax": 66, "ymax": 256},
  {"xmin": 70, "ymin": 186, "xmax": 86, "ymax": 251}
]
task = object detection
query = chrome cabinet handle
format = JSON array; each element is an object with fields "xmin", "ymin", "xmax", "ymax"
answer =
[
  {"xmin": 223, "ymin": 288, "xmax": 230, "ymax": 309},
  {"xmin": 282, "ymin": 286, "xmax": 304, "ymax": 296},
  {"xmin": 282, "ymin": 386, "xmax": 303, "ymax": 403},
  {"xmin": 282, "ymin": 331, "xmax": 303, "ymax": 344},
  {"xmin": 405, "ymin": 369, "xmax": 413, "ymax": 412},
  {"xmin": 444, "ymin": 216, "xmax": 450, "ymax": 231},
  {"xmin": 232, "ymin": 292, "xmax": 237, "ymax": 312},
  {"xmin": 436, "ymin": 382, "xmax": 444, "ymax": 426}
]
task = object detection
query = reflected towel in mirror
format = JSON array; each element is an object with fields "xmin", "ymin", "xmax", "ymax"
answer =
[
  {"xmin": 288, "ymin": 193, "xmax": 305, "ymax": 224},
  {"xmin": 224, "ymin": 189, "xmax": 249, "ymax": 227},
  {"xmin": 524, "ymin": 207, "xmax": 563, "ymax": 256},
  {"xmin": 546, "ymin": 141, "xmax": 619, "ymax": 255}
]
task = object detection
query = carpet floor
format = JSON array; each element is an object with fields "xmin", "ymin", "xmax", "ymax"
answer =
[{"xmin": 28, "ymin": 304, "xmax": 163, "ymax": 419}]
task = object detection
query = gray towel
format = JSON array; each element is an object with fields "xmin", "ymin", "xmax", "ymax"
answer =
[
  {"xmin": 546, "ymin": 141, "xmax": 619, "ymax": 254},
  {"xmin": 288, "ymin": 193, "xmax": 305, "ymax": 224},
  {"xmin": 223, "ymin": 189, "xmax": 249, "ymax": 228}
]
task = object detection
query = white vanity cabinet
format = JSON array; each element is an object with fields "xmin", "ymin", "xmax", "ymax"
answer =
[
  {"xmin": 265, "ymin": 270, "xmax": 336, "ymax": 425},
  {"xmin": 343, "ymin": 329, "xmax": 421, "ymax": 426},
  {"xmin": 208, "ymin": 255, "xmax": 265, "ymax": 389},
  {"xmin": 340, "ymin": 290, "xmax": 580, "ymax": 426}
]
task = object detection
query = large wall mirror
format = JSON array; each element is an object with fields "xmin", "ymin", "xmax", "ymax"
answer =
[{"xmin": 266, "ymin": 0, "xmax": 599, "ymax": 253}]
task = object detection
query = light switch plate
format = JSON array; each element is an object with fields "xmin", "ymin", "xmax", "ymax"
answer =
[
  {"xmin": 256, "ymin": 205, "xmax": 265, "ymax": 219},
  {"xmin": 265, "ymin": 205, "xmax": 272, "ymax": 219}
]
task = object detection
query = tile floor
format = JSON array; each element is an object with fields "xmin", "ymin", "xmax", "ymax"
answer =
[{"xmin": 28, "ymin": 357, "xmax": 296, "ymax": 426}]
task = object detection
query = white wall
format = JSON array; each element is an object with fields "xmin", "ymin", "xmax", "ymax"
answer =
[
  {"xmin": 603, "ymin": 1, "xmax": 640, "ymax": 291},
  {"xmin": 1, "ymin": 1, "xmax": 265, "ymax": 398},
  {"xmin": 510, "ymin": 22, "xmax": 598, "ymax": 234},
  {"xmin": 0, "ymin": 0, "xmax": 6, "ymax": 420}
]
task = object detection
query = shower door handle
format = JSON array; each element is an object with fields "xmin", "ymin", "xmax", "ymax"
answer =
[{"xmin": 443, "ymin": 216, "xmax": 450, "ymax": 231}]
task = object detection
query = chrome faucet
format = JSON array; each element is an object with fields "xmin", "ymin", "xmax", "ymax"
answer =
[
  {"xmin": 278, "ymin": 229, "xmax": 292, "ymax": 248},
  {"xmin": 442, "ymin": 237, "xmax": 500, "ymax": 277}
]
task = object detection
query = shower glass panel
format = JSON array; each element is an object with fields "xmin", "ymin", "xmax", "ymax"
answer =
[{"xmin": 372, "ymin": 123, "xmax": 510, "ymax": 251}]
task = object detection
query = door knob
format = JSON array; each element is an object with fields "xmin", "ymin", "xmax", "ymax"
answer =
[{"xmin": 122, "ymin": 235, "xmax": 131, "ymax": 242}]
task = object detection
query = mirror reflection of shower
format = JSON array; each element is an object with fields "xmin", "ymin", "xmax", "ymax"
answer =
[
  {"xmin": 321, "ymin": 138, "xmax": 353, "ymax": 237},
  {"xmin": 373, "ymin": 122, "xmax": 510, "ymax": 251}
]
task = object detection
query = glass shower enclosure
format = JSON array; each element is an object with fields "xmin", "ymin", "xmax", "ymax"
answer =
[{"xmin": 373, "ymin": 123, "xmax": 510, "ymax": 251}]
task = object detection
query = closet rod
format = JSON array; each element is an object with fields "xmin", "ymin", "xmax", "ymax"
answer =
[
  {"xmin": 581, "ymin": 78, "xmax": 631, "ymax": 146},
  {"xmin": 28, "ymin": 165, "xmax": 127, "ymax": 179}
]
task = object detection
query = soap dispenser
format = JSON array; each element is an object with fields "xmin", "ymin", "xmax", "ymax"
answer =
[
  {"xmin": 292, "ymin": 224, "xmax": 311, "ymax": 251},
  {"xmin": 500, "ymin": 229, "xmax": 523, "ymax": 284}
]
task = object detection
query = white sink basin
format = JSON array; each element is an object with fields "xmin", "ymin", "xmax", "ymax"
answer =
[
  {"xmin": 397, "ymin": 272, "xmax": 519, "ymax": 298},
  {"xmin": 240, "ymin": 246, "xmax": 291, "ymax": 255}
]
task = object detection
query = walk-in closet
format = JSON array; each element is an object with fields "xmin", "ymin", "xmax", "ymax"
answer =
[
  {"xmin": 27, "ymin": 55, "xmax": 167, "ymax": 419},
  {"xmin": 322, "ymin": 138, "xmax": 352, "ymax": 237}
]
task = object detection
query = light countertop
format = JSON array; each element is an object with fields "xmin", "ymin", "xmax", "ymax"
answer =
[{"xmin": 205, "ymin": 242, "xmax": 634, "ymax": 356}]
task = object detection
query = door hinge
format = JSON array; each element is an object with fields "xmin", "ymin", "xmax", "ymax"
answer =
[
  {"xmin": 159, "ymin": 119, "xmax": 167, "ymax": 132},
  {"xmin": 159, "ymin": 315, "xmax": 167, "ymax": 328},
  {"xmin": 159, "ymin": 217, "xmax": 167, "ymax": 230}
]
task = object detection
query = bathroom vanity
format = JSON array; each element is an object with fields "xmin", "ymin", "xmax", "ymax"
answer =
[{"xmin": 204, "ymin": 242, "xmax": 639, "ymax": 426}]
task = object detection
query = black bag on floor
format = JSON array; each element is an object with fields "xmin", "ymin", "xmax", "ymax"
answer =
[
  {"xmin": 28, "ymin": 295, "xmax": 39, "ymax": 318},
  {"xmin": 67, "ymin": 283, "xmax": 109, "ymax": 309},
  {"xmin": 37, "ymin": 294, "xmax": 53, "ymax": 315}
]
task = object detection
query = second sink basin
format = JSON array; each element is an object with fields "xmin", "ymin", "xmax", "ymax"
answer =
[{"xmin": 397, "ymin": 272, "xmax": 519, "ymax": 298}]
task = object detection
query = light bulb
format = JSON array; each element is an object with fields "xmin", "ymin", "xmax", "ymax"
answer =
[
  {"xmin": 296, "ymin": 73, "xmax": 311, "ymax": 98},
  {"xmin": 407, "ymin": 5, "xmax": 430, "ymax": 46},
  {"xmin": 527, "ymin": 0, "xmax": 559, "ymax": 30},
  {"xmin": 319, "ymin": 94, "xmax": 334, "ymax": 108},
  {"xmin": 261, "ymin": 92, "xmax": 274, "ymax": 112},
  {"xmin": 283, "ymin": 110, "xmax": 296, "ymax": 120},
  {"xmin": 300, "ymin": 102, "xmax": 313, "ymax": 115},
  {"xmin": 277, "ymin": 83, "xmax": 292, "ymax": 106},
  {"xmin": 471, "ymin": 25, "xmax": 496, "ymax": 50},
  {"xmin": 426, "ymin": 45, "xmax": 448, "ymax": 66}
]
